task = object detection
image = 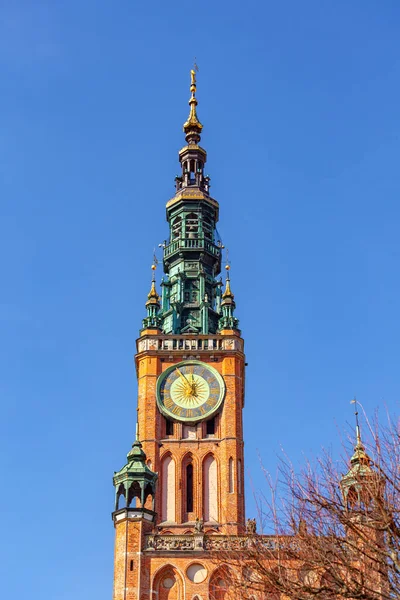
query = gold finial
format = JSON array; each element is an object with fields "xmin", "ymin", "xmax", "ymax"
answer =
[
  {"xmin": 184, "ymin": 64, "xmax": 203, "ymax": 135},
  {"xmin": 222, "ymin": 278, "xmax": 233, "ymax": 299},
  {"xmin": 147, "ymin": 279, "xmax": 159, "ymax": 300}
]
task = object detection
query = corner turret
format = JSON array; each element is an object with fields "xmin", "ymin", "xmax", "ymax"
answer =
[{"xmin": 113, "ymin": 423, "xmax": 158, "ymax": 521}]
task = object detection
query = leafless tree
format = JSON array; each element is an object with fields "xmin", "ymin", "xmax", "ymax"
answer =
[{"xmin": 213, "ymin": 410, "xmax": 400, "ymax": 600}]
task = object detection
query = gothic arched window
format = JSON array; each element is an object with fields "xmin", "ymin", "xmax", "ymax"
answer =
[
  {"xmin": 203, "ymin": 454, "xmax": 218, "ymax": 523},
  {"xmin": 161, "ymin": 455, "xmax": 176, "ymax": 522},
  {"xmin": 186, "ymin": 463, "xmax": 194, "ymax": 513}
]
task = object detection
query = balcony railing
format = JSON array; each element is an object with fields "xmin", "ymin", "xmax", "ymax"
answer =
[
  {"xmin": 164, "ymin": 238, "xmax": 221, "ymax": 259},
  {"xmin": 137, "ymin": 336, "xmax": 243, "ymax": 354}
]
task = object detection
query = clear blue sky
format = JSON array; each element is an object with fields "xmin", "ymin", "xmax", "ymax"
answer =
[{"xmin": 1, "ymin": 1, "xmax": 400, "ymax": 597}]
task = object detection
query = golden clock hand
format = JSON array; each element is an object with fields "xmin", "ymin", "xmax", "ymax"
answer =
[
  {"xmin": 175, "ymin": 367, "xmax": 191, "ymax": 391},
  {"xmin": 190, "ymin": 373, "xmax": 197, "ymax": 396}
]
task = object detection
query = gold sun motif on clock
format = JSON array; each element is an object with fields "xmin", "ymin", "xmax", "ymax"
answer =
[{"xmin": 170, "ymin": 367, "xmax": 209, "ymax": 408}]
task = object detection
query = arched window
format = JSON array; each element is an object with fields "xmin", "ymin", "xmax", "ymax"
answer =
[
  {"xmin": 116, "ymin": 484, "xmax": 126, "ymax": 510},
  {"xmin": 186, "ymin": 463, "xmax": 194, "ymax": 513},
  {"xmin": 171, "ymin": 216, "xmax": 182, "ymax": 239},
  {"xmin": 238, "ymin": 459, "xmax": 242, "ymax": 495},
  {"xmin": 204, "ymin": 455, "xmax": 218, "ymax": 523},
  {"xmin": 210, "ymin": 568, "xmax": 232, "ymax": 600},
  {"xmin": 161, "ymin": 455, "xmax": 175, "ymax": 522},
  {"xmin": 186, "ymin": 212, "xmax": 198, "ymax": 237},
  {"xmin": 153, "ymin": 566, "xmax": 183, "ymax": 600}
]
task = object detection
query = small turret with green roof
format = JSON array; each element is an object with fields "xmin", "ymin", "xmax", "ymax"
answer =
[{"xmin": 113, "ymin": 423, "xmax": 158, "ymax": 520}]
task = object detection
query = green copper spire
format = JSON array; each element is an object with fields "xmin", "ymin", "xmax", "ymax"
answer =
[
  {"xmin": 142, "ymin": 265, "xmax": 162, "ymax": 329},
  {"xmin": 141, "ymin": 70, "xmax": 239, "ymax": 336},
  {"xmin": 218, "ymin": 266, "xmax": 239, "ymax": 330}
]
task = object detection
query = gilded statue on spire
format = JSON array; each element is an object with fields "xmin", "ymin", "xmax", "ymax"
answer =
[
  {"xmin": 184, "ymin": 67, "xmax": 203, "ymax": 137},
  {"xmin": 190, "ymin": 69, "xmax": 197, "ymax": 91}
]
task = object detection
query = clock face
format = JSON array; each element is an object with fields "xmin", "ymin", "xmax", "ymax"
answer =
[{"xmin": 156, "ymin": 360, "xmax": 225, "ymax": 423}]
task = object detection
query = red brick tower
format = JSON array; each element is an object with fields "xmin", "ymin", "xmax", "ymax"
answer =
[{"xmin": 112, "ymin": 69, "xmax": 245, "ymax": 600}]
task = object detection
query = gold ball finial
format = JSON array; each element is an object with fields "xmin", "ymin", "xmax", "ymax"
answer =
[
  {"xmin": 225, "ymin": 265, "xmax": 230, "ymax": 271},
  {"xmin": 151, "ymin": 264, "xmax": 157, "ymax": 271}
]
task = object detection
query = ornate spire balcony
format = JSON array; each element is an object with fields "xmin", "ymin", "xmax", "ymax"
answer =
[{"xmin": 164, "ymin": 237, "xmax": 222, "ymax": 259}]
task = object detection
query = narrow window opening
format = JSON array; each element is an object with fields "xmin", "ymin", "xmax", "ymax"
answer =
[
  {"xmin": 171, "ymin": 216, "xmax": 182, "ymax": 239},
  {"xmin": 238, "ymin": 459, "xmax": 242, "ymax": 495},
  {"xmin": 186, "ymin": 463, "xmax": 193, "ymax": 513},
  {"xmin": 229, "ymin": 457, "xmax": 234, "ymax": 493},
  {"xmin": 165, "ymin": 419, "xmax": 173, "ymax": 436},
  {"xmin": 130, "ymin": 560, "xmax": 134, "ymax": 571},
  {"xmin": 206, "ymin": 417, "xmax": 216, "ymax": 436}
]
